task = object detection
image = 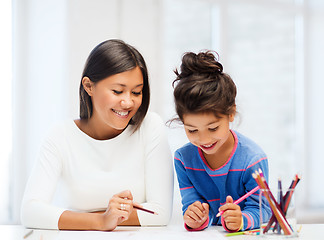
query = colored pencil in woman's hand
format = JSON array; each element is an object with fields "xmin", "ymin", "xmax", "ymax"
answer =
[
  {"xmin": 134, "ymin": 205, "xmax": 158, "ymax": 215},
  {"xmin": 216, "ymin": 185, "xmax": 260, "ymax": 217}
]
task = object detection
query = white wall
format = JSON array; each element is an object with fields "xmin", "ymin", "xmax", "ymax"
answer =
[
  {"xmin": 12, "ymin": 0, "xmax": 168, "ymax": 223},
  {"xmin": 11, "ymin": 0, "xmax": 324, "ymax": 224}
]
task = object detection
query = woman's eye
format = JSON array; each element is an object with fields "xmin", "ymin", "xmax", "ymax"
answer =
[
  {"xmin": 132, "ymin": 91, "xmax": 142, "ymax": 96},
  {"xmin": 209, "ymin": 127, "xmax": 218, "ymax": 131},
  {"xmin": 113, "ymin": 90, "xmax": 122, "ymax": 94},
  {"xmin": 188, "ymin": 129, "xmax": 197, "ymax": 133}
]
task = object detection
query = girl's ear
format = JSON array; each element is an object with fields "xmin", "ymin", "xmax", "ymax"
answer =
[
  {"xmin": 82, "ymin": 77, "xmax": 94, "ymax": 96},
  {"xmin": 229, "ymin": 105, "xmax": 236, "ymax": 122}
]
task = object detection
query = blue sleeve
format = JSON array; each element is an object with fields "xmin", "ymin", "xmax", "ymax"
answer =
[
  {"xmin": 174, "ymin": 151, "xmax": 206, "ymax": 213},
  {"xmin": 174, "ymin": 150, "xmax": 214, "ymax": 229},
  {"xmin": 240, "ymin": 156, "xmax": 272, "ymax": 230}
]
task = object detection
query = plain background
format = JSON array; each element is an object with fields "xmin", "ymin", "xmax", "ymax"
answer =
[{"xmin": 1, "ymin": 0, "xmax": 324, "ymax": 225}]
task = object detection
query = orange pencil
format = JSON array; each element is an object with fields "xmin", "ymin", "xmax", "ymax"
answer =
[{"xmin": 253, "ymin": 171, "xmax": 293, "ymax": 235}]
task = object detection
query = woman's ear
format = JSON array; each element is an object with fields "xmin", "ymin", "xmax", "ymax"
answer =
[{"xmin": 82, "ymin": 77, "xmax": 94, "ymax": 96}]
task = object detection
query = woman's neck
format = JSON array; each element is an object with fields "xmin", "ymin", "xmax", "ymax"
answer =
[{"xmin": 74, "ymin": 118, "xmax": 124, "ymax": 140}]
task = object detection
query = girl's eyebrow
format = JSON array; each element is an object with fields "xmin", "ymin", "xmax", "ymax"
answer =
[{"xmin": 184, "ymin": 121, "xmax": 219, "ymax": 128}]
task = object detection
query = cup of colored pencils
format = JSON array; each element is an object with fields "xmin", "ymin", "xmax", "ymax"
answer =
[{"xmin": 254, "ymin": 169, "xmax": 300, "ymax": 237}]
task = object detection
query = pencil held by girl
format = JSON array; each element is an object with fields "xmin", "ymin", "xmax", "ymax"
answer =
[{"xmin": 171, "ymin": 51, "xmax": 271, "ymax": 232}]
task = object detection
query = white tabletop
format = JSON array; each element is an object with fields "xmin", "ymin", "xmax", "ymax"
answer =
[{"xmin": 2, "ymin": 224, "xmax": 323, "ymax": 240}]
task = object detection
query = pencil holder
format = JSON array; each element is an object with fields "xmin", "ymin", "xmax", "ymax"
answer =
[{"xmin": 259, "ymin": 188, "xmax": 298, "ymax": 238}]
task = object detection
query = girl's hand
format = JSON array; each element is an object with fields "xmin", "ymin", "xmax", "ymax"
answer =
[
  {"xmin": 99, "ymin": 190, "xmax": 136, "ymax": 231},
  {"xmin": 219, "ymin": 195, "xmax": 242, "ymax": 231},
  {"xmin": 183, "ymin": 201, "xmax": 209, "ymax": 229}
]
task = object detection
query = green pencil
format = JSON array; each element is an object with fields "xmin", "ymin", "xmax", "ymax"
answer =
[
  {"xmin": 226, "ymin": 229, "xmax": 260, "ymax": 237},
  {"xmin": 226, "ymin": 231, "xmax": 245, "ymax": 237}
]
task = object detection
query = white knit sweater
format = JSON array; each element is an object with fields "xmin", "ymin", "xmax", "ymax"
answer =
[{"xmin": 21, "ymin": 112, "xmax": 174, "ymax": 229}]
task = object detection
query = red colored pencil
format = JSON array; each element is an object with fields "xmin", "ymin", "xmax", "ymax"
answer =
[
  {"xmin": 253, "ymin": 171, "xmax": 293, "ymax": 235},
  {"xmin": 134, "ymin": 205, "xmax": 158, "ymax": 215},
  {"xmin": 264, "ymin": 174, "xmax": 300, "ymax": 233}
]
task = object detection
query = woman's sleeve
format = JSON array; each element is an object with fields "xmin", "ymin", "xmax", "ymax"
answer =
[
  {"xmin": 21, "ymin": 132, "xmax": 66, "ymax": 229},
  {"xmin": 239, "ymin": 156, "xmax": 272, "ymax": 231},
  {"xmin": 138, "ymin": 113, "xmax": 174, "ymax": 226}
]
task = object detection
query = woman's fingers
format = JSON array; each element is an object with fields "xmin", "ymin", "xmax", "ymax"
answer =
[{"xmin": 118, "ymin": 190, "xmax": 133, "ymax": 200}]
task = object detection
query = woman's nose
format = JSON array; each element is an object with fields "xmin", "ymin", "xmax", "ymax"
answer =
[{"xmin": 120, "ymin": 94, "xmax": 134, "ymax": 108}]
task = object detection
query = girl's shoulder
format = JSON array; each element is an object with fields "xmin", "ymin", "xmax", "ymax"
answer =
[
  {"xmin": 234, "ymin": 131, "xmax": 265, "ymax": 152},
  {"xmin": 232, "ymin": 130, "xmax": 267, "ymax": 162},
  {"xmin": 174, "ymin": 142, "xmax": 197, "ymax": 159}
]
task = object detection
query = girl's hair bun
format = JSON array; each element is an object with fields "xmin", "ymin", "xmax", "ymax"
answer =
[
  {"xmin": 172, "ymin": 50, "xmax": 236, "ymax": 120},
  {"xmin": 177, "ymin": 51, "xmax": 223, "ymax": 78}
]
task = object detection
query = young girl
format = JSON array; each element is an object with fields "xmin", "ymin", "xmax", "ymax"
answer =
[{"xmin": 172, "ymin": 51, "xmax": 271, "ymax": 232}]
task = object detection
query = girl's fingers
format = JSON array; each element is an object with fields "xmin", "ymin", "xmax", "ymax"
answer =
[
  {"xmin": 202, "ymin": 203, "xmax": 209, "ymax": 212},
  {"xmin": 186, "ymin": 209, "xmax": 204, "ymax": 222},
  {"xmin": 186, "ymin": 202, "xmax": 209, "ymax": 222},
  {"xmin": 191, "ymin": 201, "xmax": 207, "ymax": 215},
  {"xmin": 226, "ymin": 195, "xmax": 234, "ymax": 203},
  {"xmin": 221, "ymin": 208, "xmax": 241, "ymax": 218},
  {"xmin": 219, "ymin": 202, "xmax": 240, "ymax": 213}
]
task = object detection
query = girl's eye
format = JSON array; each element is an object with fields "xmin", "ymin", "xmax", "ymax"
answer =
[
  {"xmin": 209, "ymin": 127, "xmax": 218, "ymax": 131},
  {"xmin": 113, "ymin": 90, "xmax": 122, "ymax": 94}
]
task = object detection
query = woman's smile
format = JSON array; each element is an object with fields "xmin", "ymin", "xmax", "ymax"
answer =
[{"xmin": 112, "ymin": 109, "xmax": 130, "ymax": 118}]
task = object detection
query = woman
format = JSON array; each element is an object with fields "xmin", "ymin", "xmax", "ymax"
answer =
[{"xmin": 21, "ymin": 39, "xmax": 173, "ymax": 231}]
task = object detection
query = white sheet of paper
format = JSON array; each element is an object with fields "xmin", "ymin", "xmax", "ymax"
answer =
[{"xmin": 57, "ymin": 225, "xmax": 226, "ymax": 240}]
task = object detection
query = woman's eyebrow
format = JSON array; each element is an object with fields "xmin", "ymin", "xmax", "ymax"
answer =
[{"xmin": 111, "ymin": 83, "xmax": 143, "ymax": 87}]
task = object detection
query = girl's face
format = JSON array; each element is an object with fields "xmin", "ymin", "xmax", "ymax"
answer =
[
  {"xmin": 85, "ymin": 66, "xmax": 143, "ymax": 131},
  {"xmin": 183, "ymin": 112, "xmax": 235, "ymax": 156}
]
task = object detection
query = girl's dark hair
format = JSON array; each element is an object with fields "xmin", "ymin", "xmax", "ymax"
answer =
[
  {"xmin": 173, "ymin": 51, "xmax": 236, "ymax": 121},
  {"xmin": 79, "ymin": 39, "xmax": 150, "ymax": 132}
]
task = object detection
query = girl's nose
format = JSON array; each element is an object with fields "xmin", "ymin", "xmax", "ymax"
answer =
[{"xmin": 198, "ymin": 133, "xmax": 211, "ymax": 144}]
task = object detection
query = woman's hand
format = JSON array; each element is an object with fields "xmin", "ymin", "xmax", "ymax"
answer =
[
  {"xmin": 99, "ymin": 190, "xmax": 137, "ymax": 231},
  {"xmin": 219, "ymin": 196, "xmax": 242, "ymax": 231},
  {"xmin": 183, "ymin": 201, "xmax": 209, "ymax": 229}
]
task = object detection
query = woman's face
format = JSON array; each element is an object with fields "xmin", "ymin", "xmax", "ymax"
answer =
[
  {"xmin": 87, "ymin": 66, "xmax": 143, "ymax": 131},
  {"xmin": 183, "ymin": 112, "xmax": 234, "ymax": 156}
]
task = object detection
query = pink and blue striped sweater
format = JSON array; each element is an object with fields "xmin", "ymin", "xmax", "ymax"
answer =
[{"xmin": 174, "ymin": 130, "xmax": 271, "ymax": 231}]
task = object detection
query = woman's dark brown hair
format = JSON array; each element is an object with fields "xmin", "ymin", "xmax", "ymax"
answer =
[
  {"xmin": 79, "ymin": 39, "xmax": 150, "ymax": 132},
  {"xmin": 173, "ymin": 51, "xmax": 236, "ymax": 122}
]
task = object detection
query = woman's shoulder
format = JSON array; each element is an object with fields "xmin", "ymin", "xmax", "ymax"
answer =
[
  {"xmin": 142, "ymin": 111, "xmax": 163, "ymax": 125},
  {"xmin": 138, "ymin": 111, "xmax": 164, "ymax": 132},
  {"xmin": 43, "ymin": 119, "xmax": 76, "ymax": 143}
]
